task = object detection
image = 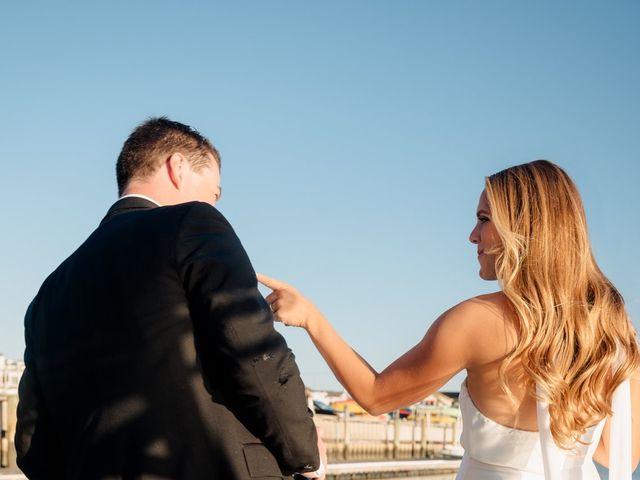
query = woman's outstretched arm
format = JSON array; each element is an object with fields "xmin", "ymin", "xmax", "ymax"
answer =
[{"xmin": 257, "ymin": 273, "xmax": 510, "ymax": 415}]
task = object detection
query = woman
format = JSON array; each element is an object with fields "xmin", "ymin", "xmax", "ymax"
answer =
[{"xmin": 258, "ymin": 160, "xmax": 640, "ymax": 479}]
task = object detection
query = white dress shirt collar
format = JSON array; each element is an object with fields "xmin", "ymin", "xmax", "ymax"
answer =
[{"xmin": 118, "ymin": 194, "xmax": 162, "ymax": 207}]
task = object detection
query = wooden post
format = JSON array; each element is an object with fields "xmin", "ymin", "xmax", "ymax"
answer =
[
  {"xmin": 426, "ymin": 412, "xmax": 432, "ymax": 456},
  {"xmin": 385, "ymin": 412, "xmax": 391, "ymax": 459},
  {"xmin": 343, "ymin": 406, "xmax": 350, "ymax": 461},
  {"xmin": 453, "ymin": 415, "xmax": 460, "ymax": 446},
  {"xmin": 420, "ymin": 415, "xmax": 427, "ymax": 457},
  {"xmin": 411, "ymin": 418, "xmax": 417, "ymax": 458},
  {"xmin": 1, "ymin": 397, "xmax": 7, "ymax": 468},
  {"xmin": 393, "ymin": 410, "xmax": 400, "ymax": 459},
  {"xmin": 442, "ymin": 423, "xmax": 447, "ymax": 449}
]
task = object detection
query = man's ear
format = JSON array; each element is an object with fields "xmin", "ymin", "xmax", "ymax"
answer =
[{"xmin": 166, "ymin": 153, "xmax": 186, "ymax": 190}]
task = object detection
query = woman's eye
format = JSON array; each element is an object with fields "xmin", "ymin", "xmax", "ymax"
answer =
[{"xmin": 478, "ymin": 216, "xmax": 489, "ymax": 223}]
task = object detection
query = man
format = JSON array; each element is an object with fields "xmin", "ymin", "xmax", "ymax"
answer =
[{"xmin": 16, "ymin": 117, "xmax": 324, "ymax": 479}]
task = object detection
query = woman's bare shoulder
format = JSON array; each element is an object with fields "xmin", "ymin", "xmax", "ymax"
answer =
[
  {"xmin": 471, "ymin": 291, "xmax": 514, "ymax": 311},
  {"xmin": 439, "ymin": 292, "xmax": 517, "ymax": 366},
  {"xmin": 445, "ymin": 291, "xmax": 514, "ymax": 320}
]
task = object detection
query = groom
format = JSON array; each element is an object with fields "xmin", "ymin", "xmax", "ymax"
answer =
[{"xmin": 15, "ymin": 117, "xmax": 324, "ymax": 479}]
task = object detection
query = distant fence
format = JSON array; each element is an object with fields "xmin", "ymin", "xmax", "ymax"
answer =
[
  {"xmin": 314, "ymin": 409, "xmax": 461, "ymax": 462},
  {"xmin": 0, "ymin": 397, "xmax": 462, "ymax": 471}
]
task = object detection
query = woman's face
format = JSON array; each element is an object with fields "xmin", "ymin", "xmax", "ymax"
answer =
[{"xmin": 469, "ymin": 190, "xmax": 501, "ymax": 281}]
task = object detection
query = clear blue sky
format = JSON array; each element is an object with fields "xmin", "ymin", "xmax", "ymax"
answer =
[{"xmin": 1, "ymin": 1, "xmax": 638, "ymax": 392}]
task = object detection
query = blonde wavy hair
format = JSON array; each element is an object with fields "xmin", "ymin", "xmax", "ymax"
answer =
[{"xmin": 485, "ymin": 159, "xmax": 640, "ymax": 449}]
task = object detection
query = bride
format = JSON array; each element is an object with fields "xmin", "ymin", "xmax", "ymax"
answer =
[{"xmin": 258, "ymin": 160, "xmax": 640, "ymax": 479}]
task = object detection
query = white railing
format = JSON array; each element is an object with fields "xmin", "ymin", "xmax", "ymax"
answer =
[{"xmin": 314, "ymin": 409, "xmax": 461, "ymax": 462}]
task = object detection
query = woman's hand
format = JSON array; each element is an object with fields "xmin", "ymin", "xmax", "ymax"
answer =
[
  {"xmin": 257, "ymin": 273, "xmax": 320, "ymax": 330},
  {"xmin": 259, "ymin": 274, "xmax": 480, "ymax": 417}
]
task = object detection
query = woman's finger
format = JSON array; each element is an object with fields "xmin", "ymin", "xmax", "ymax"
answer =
[
  {"xmin": 269, "ymin": 299, "xmax": 281, "ymax": 313},
  {"xmin": 265, "ymin": 292, "xmax": 279, "ymax": 304},
  {"xmin": 257, "ymin": 273, "xmax": 290, "ymax": 291}
]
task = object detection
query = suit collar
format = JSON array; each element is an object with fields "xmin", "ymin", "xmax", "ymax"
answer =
[{"xmin": 100, "ymin": 196, "xmax": 159, "ymax": 225}]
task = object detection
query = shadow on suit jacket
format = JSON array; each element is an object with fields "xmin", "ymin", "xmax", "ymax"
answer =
[{"xmin": 15, "ymin": 197, "xmax": 319, "ymax": 480}]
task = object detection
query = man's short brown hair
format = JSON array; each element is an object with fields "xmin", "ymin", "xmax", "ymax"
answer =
[{"xmin": 116, "ymin": 117, "xmax": 221, "ymax": 195}]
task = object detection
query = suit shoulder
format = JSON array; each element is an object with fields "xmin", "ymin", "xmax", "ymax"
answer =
[
  {"xmin": 171, "ymin": 203, "xmax": 241, "ymax": 248},
  {"xmin": 175, "ymin": 201, "xmax": 230, "ymax": 224},
  {"xmin": 150, "ymin": 202, "xmax": 232, "ymax": 235}
]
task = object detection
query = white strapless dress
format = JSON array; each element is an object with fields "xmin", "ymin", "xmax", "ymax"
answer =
[{"xmin": 456, "ymin": 379, "xmax": 632, "ymax": 479}]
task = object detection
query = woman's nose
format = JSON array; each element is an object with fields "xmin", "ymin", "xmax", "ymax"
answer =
[{"xmin": 469, "ymin": 224, "xmax": 480, "ymax": 244}]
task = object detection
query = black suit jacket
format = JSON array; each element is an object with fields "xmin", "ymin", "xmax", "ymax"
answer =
[{"xmin": 15, "ymin": 197, "xmax": 319, "ymax": 480}]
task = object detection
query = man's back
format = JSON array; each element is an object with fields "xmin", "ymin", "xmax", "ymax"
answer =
[{"xmin": 16, "ymin": 197, "xmax": 319, "ymax": 479}]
